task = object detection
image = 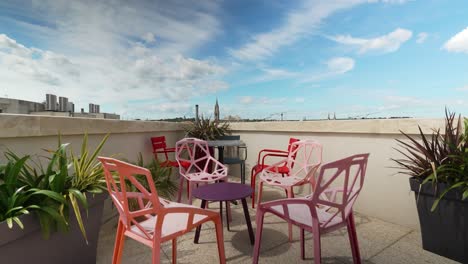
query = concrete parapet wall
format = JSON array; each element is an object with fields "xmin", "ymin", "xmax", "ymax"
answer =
[{"xmin": 0, "ymin": 115, "xmax": 447, "ymax": 229}]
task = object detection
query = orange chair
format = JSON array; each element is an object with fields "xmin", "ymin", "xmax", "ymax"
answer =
[
  {"xmin": 250, "ymin": 137, "xmax": 300, "ymax": 208},
  {"xmin": 99, "ymin": 157, "xmax": 226, "ymax": 264}
]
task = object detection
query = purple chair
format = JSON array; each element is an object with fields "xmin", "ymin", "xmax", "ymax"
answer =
[{"xmin": 253, "ymin": 153, "xmax": 369, "ymax": 264}]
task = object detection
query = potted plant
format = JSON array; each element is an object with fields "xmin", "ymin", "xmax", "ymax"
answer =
[
  {"xmin": 393, "ymin": 110, "xmax": 468, "ymax": 263},
  {"xmin": 185, "ymin": 115, "xmax": 231, "ymax": 140},
  {"xmin": 185, "ymin": 116, "xmax": 231, "ymax": 170},
  {"xmin": 0, "ymin": 133, "xmax": 109, "ymax": 264}
]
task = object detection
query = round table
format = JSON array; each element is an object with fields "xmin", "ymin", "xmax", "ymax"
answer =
[{"xmin": 192, "ymin": 182, "xmax": 255, "ymax": 245}]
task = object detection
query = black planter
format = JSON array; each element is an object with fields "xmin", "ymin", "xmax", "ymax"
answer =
[
  {"xmin": 0, "ymin": 193, "xmax": 107, "ymax": 264},
  {"xmin": 409, "ymin": 177, "xmax": 468, "ymax": 263}
]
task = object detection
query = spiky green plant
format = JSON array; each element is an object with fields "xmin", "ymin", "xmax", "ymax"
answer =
[
  {"xmin": 393, "ymin": 110, "xmax": 468, "ymax": 211},
  {"xmin": 0, "ymin": 155, "xmax": 67, "ymax": 230},
  {"xmin": 185, "ymin": 115, "xmax": 231, "ymax": 140},
  {"xmin": 2, "ymin": 133, "xmax": 109, "ymax": 242},
  {"xmin": 134, "ymin": 153, "xmax": 177, "ymax": 199}
]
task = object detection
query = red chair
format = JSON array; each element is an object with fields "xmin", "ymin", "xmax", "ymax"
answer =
[
  {"xmin": 151, "ymin": 136, "xmax": 178, "ymax": 167},
  {"xmin": 250, "ymin": 137, "xmax": 300, "ymax": 208},
  {"xmin": 99, "ymin": 157, "xmax": 226, "ymax": 264},
  {"xmin": 151, "ymin": 136, "xmax": 191, "ymax": 198}
]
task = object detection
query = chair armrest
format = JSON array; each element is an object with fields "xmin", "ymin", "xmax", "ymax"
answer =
[
  {"xmin": 256, "ymin": 148, "xmax": 288, "ymax": 163},
  {"xmin": 261, "ymin": 153, "xmax": 288, "ymax": 166}
]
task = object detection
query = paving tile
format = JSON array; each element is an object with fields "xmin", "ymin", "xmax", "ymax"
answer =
[
  {"xmin": 96, "ymin": 187, "xmax": 454, "ymax": 264},
  {"xmin": 369, "ymin": 231, "xmax": 459, "ymax": 264}
]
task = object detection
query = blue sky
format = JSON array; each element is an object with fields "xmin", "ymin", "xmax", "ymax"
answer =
[{"xmin": 1, "ymin": 0, "xmax": 468, "ymax": 120}]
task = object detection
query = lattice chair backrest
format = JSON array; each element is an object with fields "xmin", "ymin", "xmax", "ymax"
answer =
[
  {"xmin": 287, "ymin": 137, "xmax": 301, "ymax": 166},
  {"xmin": 99, "ymin": 157, "xmax": 160, "ymax": 239},
  {"xmin": 287, "ymin": 140, "xmax": 322, "ymax": 182},
  {"xmin": 262, "ymin": 140, "xmax": 322, "ymax": 184},
  {"xmin": 176, "ymin": 138, "xmax": 228, "ymax": 181},
  {"xmin": 311, "ymin": 154, "xmax": 369, "ymax": 228}
]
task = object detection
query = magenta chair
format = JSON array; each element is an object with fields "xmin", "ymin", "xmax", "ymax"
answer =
[
  {"xmin": 99, "ymin": 157, "xmax": 226, "ymax": 264},
  {"xmin": 253, "ymin": 153, "xmax": 370, "ymax": 264}
]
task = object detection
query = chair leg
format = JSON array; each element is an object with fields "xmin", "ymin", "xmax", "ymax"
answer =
[
  {"xmin": 172, "ymin": 239, "xmax": 177, "ymax": 264},
  {"xmin": 112, "ymin": 220, "xmax": 125, "ymax": 264},
  {"xmin": 151, "ymin": 240, "xmax": 162, "ymax": 264},
  {"xmin": 251, "ymin": 169, "xmax": 256, "ymax": 208},
  {"xmin": 225, "ymin": 201, "xmax": 230, "ymax": 231},
  {"xmin": 286, "ymin": 187, "xmax": 293, "ymax": 242},
  {"xmin": 252, "ymin": 209, "xmax": 265, "ymax": 264},
  {"xmin": 312, "ymin": 224, "xmax": 321, "ymax": 264},
  {"xmin": 300, "ymin": 228, "xmax": 305, "ymax": 260},
  {"xmin": 186, "ymin": 179, "xmax": 190, "ymax": 200},
  {"xmin": 257, "ymin": 181, "xmax": 264, "ymax": 207},
  {"xmin": 177, "ymin": 177, "xmax": 184, "ymax": 203},
  {"xmin": 214, "ymin": 217, "xmax": 226, "ymax": 264},
  {"xmin": 347, "ymin": 213, "xmax": 361, "ymax": 264},
  {"xmin": 240, "ymin": 163, "xmax": 245, "ymax": 184},
  {"xmin": 188, "ymin": 181, "xmax": 194, "ymax": 205}
]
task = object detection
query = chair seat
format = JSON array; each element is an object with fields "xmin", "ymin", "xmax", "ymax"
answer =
[
  {"xmin": 223, "ymin": 157, "xmax": 245, "ymax": 165},
  {"xmin": 260, "ymin": 173, "xmax": 305, "ymax": 187},
  {"xmin": 253, "ymin": 164, "xmax": 289, "ymax": 174},
  {"xmin": 130, "ymin": 202, "xmax": 208, "ymax": 239},
  {"xmin": 184, "ymin": 171, "xmax": 227, "ymax": 182},
  {"xmin": 269, "ymin": 203, "xmax": 343, "ymax": 229}
]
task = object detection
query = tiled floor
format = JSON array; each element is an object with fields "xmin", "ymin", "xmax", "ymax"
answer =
[{"xmin": 96, "ymin": 188, "xmax": 459, "ymax": 264}]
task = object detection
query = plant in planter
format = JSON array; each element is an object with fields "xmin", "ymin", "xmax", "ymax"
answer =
[
  {"xmin": 0, "ymin": 133, "xmax": 110, "ymax": 264},
  {"xmin": 185, "ymin": 115, "xmax": 231, "ymax": 140},
  {"xmin": 393, "ymin": 110, "xmax": 468, "ymax": 262}
]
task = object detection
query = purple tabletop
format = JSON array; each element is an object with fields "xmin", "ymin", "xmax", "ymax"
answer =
[{"xmin": 192, "ymin": 182, "xmax": 253, "ymax": 201}]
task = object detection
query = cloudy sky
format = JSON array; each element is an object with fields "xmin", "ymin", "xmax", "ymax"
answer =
[{"xmin": 0, "ymin": 0, "xmax": 468, "ymax": 120}]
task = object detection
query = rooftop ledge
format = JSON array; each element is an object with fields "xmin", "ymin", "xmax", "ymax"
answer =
[{"xmin": 0, "ymin": 113, "xmax": 447, "ymax": 138}]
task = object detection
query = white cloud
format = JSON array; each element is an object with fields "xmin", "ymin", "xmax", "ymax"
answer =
[
  {"xmin": 229, "ymin": 1, "xmax": 368, "ymax": 61},
  {"xmin": 229, "ymin": 1, "xmax": 409, "ymax": 61},
  {"xmin": 142, "ymin": 32, "xmax": 156, "ymax": 44},
  {"xmin": 330, "ymin": 28, "xmax": 413, "ymax": 54},
  {"xmin": 326, "ymin": 57, "xmax": 355, "ymax": 74},
  {"xmin": 240, "ymin": 96, "xmax": 253, "ymax": 104},
  {"xmin": 416, "ymin": 32, "xmax": 428, "ymax": 44},
  {"xmin": 443, "ymin": 27, "xmax": 468, "ymax": 53},
  {"xmin": 0, "ymin": 33, "xmax": 228, "ymax": 115},
  {"xmin": 455, "ymin": 85, "xmax": 468, "ymax": 91},
  {"xmin": 0, "ymin": 1, "xmax": 227, "ymax": 118}
]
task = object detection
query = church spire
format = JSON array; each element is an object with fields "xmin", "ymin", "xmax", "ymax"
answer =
[{"xmin": 214, "ymin": 98, "xmax": 220, "ymax": 122}]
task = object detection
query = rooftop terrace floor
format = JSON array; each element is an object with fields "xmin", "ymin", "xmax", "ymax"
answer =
[{"xmin": 96, "ymin": 189, "xmax": 457, "ymax": 264}]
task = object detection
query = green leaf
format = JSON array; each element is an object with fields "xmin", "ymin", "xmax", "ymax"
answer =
[
  {"xmin": 12, "ymin": 217, "xmax": 24, "ymax": 229},
  {"xmin": 462, "ymin": 189, "xmax": 468, "ymax": 200},
  {"xmin": 30, "ymin": 189, "xmax": 66, "ymax": 203},
  {"xmin": 69, "ymin": 193, "xmax": 88, "ymax": 244}
]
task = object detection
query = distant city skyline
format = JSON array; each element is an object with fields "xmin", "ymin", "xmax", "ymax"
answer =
[{"xmin": 1, "ymin": 0, "xmax": 468, "ymax": 120}]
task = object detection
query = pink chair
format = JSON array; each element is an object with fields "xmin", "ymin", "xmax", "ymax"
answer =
[
  {"xmin": 99, "ymin": 157, "xmax": 226, "ymax": 264},
  {"xmin": 253, "ymin": 153, "xmax": 370, "ymax": 264},
  {"xmin": 251, "ymin": 137, "xmax": 300, "ymax": 208},
  {"xmin": 175, "ymin": 138, "xmax": 228, "ymax": 204},
  {"xmin": 257, "ymin": 139, "xmax": 322, "ymax": 240}
]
